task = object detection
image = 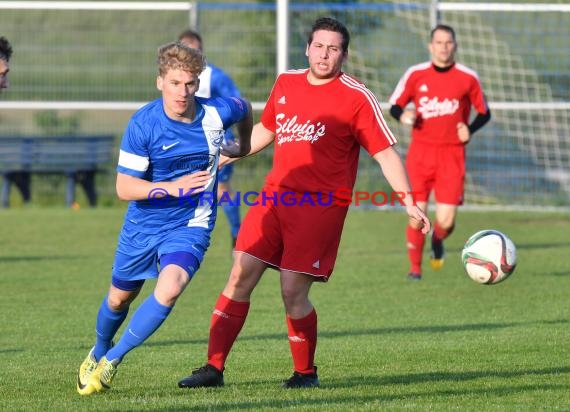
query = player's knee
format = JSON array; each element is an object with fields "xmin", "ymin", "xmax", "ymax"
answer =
[
  {"xmin": 280, "ymin": 285, "xmax": 309, "ymax": 310},
  {"xmin": 437, "ymin": 218, "xmax": 456, "ymax": 232},
  {"xmin": 224, "ymin": 268, "xmax": 253, "ymax": 299},
  {"xmin": 280, "ymin": 288, "xmax": 296, "ymax": 308},
  {"xmin": 154, "ymin": 287, "xmax": 183, "ymax": 307},
  {"xmin": 106, "ymin": 294, "xmax": 132, "ymax": 312}
]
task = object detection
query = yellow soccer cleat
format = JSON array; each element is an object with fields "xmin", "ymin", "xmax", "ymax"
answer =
[
  {"xmin": 77, "ymin": 347, "xmax": 98, "ymax": 395},
  {"xmin": 88, "ymin": 357, "xmax": 119, "ymax": 393},
  {"xmin": 430, "ymin": 235, "xmax": 445, "ymax": 270},
  {"xmin": 429, "ymin": 256, "xmax": 445, "ymax": 270}
]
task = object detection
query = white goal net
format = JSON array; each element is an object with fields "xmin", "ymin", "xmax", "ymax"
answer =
[
  {"xmin": 388, "ymin": 1, "xmax": 570, "ymax": 208},
  {"xmin": 0, "ymin": 1, "xmax": 568, "ymax": 208}
]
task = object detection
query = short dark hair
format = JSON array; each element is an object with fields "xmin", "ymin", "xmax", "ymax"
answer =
[
  {"xmin": 430, "ymin": 24, "xmax": 456, "ymax": 41},
  {"xmin": 0, "ymin": 36, "xmax": 13, "ymax": 62},
  {"xmin": 178, "ymin": 29, "xmax": 203, "ymax": 50},
  {"xmin": 308, "ymin": 17, "xmax": 350, "ymax": 53}
]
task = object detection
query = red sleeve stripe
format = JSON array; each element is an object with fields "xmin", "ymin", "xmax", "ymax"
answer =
[{"xmin": 340, "ymin": 74, "xmax": 398, "ymax": 145}]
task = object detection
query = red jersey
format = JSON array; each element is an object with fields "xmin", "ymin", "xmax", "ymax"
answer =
[
  {"xmin": 261, "ymin": 69, "xmax": 396, "ymax": 196},
  {"xmin": 389, "ymin": 62, "xmax": 488, "ymax": 145}
]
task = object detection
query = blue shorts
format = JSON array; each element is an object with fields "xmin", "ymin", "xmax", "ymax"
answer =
[
  {"xmin": 111, "ymin": 224, "xmax": 211, "ymax": 282},
  {"xmin": 218, "ymin": 163, "xmax": 234, "ymax": 183}
]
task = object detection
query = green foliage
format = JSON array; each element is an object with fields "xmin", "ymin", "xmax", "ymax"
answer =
[
  {"xmin": 34, "ymin": 111, "xmax": 82, "ymax": 135},
  {"xmin": 0, "ymin": 208, "xmax": 569, "ymax": 410}
]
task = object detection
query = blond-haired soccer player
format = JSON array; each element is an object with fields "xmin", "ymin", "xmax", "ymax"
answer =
[
  {"xmin": 76, "ymin": 41, "xmax": 252, "ymax": 395},
  {"xmin": 178, "ymin": 29, "xmax": 244, "ymax": 251}
]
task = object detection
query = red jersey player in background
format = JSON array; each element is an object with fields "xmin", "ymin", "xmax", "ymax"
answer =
[
  {"xmin": 178, "ymin": 17, "xmax": 430, "ymax": 389},
  {"xmin": 389, "ymin": 24, "xmax": 491, "ymax": 281}
]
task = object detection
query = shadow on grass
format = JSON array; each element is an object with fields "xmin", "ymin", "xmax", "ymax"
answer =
[
  {"xmin": 515, "ymin": 241, "xmax": 570, "ymax": 250},
  {"xmin": 321, "ymin": 366, "xmax": 570, "ymax": 388},
  {"xmin": 0, "ymin": 348, "xmax": 24, "ymax": 354},
  {"xmin": 146, "ymin": 318, "xmax": 567, "ymax": 348},
  {"xmin": 0, "ymin": 255, "xmax": 83, "ymax": 262},
  {"xmin": 549, "ymin": 270, "xmax": 570, "ymax": 277},
  {"xmin": 168, "ymin": 382, "xmax": 569, "ymax": 411}
]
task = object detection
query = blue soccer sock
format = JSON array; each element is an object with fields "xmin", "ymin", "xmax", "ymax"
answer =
[
  {"xmin": 222, "ymin": 196, "xmax": 241, "ymax": 238},
  {"xmin": 105, "ymin": 293, "xmax": 172, "ymax": 363},
  {"xmin": 93, "ymin": 296, "xmax": 129, "ymax": 361}
]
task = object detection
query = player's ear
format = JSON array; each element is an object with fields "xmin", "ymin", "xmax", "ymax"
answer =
[
  {"xmin": 305, "ymin": 44, "xmax": 309, "ymax": 57},
  {"xmin": 156, "ymin": 75, "xmax": 163, "ymax": 91}
]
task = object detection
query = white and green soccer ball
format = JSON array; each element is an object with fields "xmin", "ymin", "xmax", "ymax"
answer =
[{"xmin": 461, "ymin": 230, "xmax": 517, "ymax": 285}]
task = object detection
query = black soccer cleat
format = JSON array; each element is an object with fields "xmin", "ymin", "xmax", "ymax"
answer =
[
  {"xmin": 430, "ymin": 235, "xmax": 445, "ymax": 270},
  {"xmin": 282, "ymin": 366, "xmax": 320, "ymax": 389},
  {"xmin": 178, "ymin": 364, "xmax": 224, "ymax": 388},
  {"xmin": 407, "ymin": 272, "xmax": 422, "ymax": 280}
]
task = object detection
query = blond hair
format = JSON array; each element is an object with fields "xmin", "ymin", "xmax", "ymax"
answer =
[{"xmin": 157, "ymin": 41, "xmax": 205, "ymax": 78}]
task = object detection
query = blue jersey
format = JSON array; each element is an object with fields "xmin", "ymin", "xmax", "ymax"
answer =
[
  {"xmin": 196, "ymin": 64, "xmax": 241, "ymax": 144},
  {"xmin": 117, "ymin": 96, "xmax": 249, "ymax": 234}
]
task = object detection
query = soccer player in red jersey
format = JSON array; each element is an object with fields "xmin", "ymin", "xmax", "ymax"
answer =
[
  {"xmin": 389, "ymin": 24, "xmax": 491, "ymax": 281},
  {"xmin": 177, "ymin": 17, "xmax": 430, "ymax": 389}
]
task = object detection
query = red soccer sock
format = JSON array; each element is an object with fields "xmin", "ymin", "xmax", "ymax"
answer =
[
  {"xmin": 433, "ymin": 222, "xmax": 454, "ymax": 242},
  {"xmin": 207, "ymin": 293, "xmax": 250, "ymax": 371},
  {"xmin": 406, "ymin": 224, "xmax": 426, "ymax": 273},
  {"xmin": 286, "ymin": 309, "xmax": 317, "ymax": 374}
]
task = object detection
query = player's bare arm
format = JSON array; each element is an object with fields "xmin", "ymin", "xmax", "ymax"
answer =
[
  {"xmin": 221, "ymin": 100, "xmax": 254, "ymax": 158},
  {"xmin": 220, "ymin": 122, "xmax": 275, "ymax": 167},
  {"xmin": 372, "ymin": 147, "xmax": 431, "ymax": 233},
  {"xmin": 115, "ymin": 171, "xmax": 211, "ymax": 201},
  {"xmin": 244, "ymin": 122, "xmax": 275, "ymax": 156}
]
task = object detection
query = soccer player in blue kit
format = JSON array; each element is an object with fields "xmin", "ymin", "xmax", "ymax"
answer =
[
  {"xmin": 179, "ymin": 29, "xmax": 243, "ymax": 250},
  {"xmin": 76, "ymin": 41, "xmax": 253, "ymax": 395}
]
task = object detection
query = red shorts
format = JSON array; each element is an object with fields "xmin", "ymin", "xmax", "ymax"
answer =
[
  {"xmin": 235, "ymin": 187, "xmax": 349, "ymax": 281},
  {"xmin": 406, "ymin": 141, "xmax": 466, "ymax": 205}
]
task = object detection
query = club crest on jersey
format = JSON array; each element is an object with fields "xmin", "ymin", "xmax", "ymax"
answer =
[{"xmin": 205, "ymin": 130, "xmax": 225, "ymax": 146}]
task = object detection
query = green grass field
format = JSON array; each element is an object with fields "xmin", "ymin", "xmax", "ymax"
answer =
[{"xmin": 0, "ymin": 208, "xmax": 569, "ymax": 411}]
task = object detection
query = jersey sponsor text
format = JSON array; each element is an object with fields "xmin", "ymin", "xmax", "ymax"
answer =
[
  {"xmin": 417, "ymin": 96, "xmax": 459, "ymax": 119},
  {"xmin": 275, "ymin": 113, "xmax": 325, "ymax": 145}
]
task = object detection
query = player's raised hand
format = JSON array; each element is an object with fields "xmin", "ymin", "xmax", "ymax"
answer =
[
  {"xmin": 221, "ymin": 140, "xmax": 245, "ymax": 158},
  {"xmin": 401, "ymin": 109, "xmax": 416, "ymax": 126},
  {"xmin": 407, "ymin": 205, "xmax": 431, "ymax": 234},
  {"xmin": 171, "ymin": 170, "xmax": 211, "ymax": 196}
]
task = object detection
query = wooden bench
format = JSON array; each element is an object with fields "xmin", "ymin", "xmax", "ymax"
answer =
[{"xmin": 0, "ymin": 135, "xmax": 116, "ymax": 207}]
